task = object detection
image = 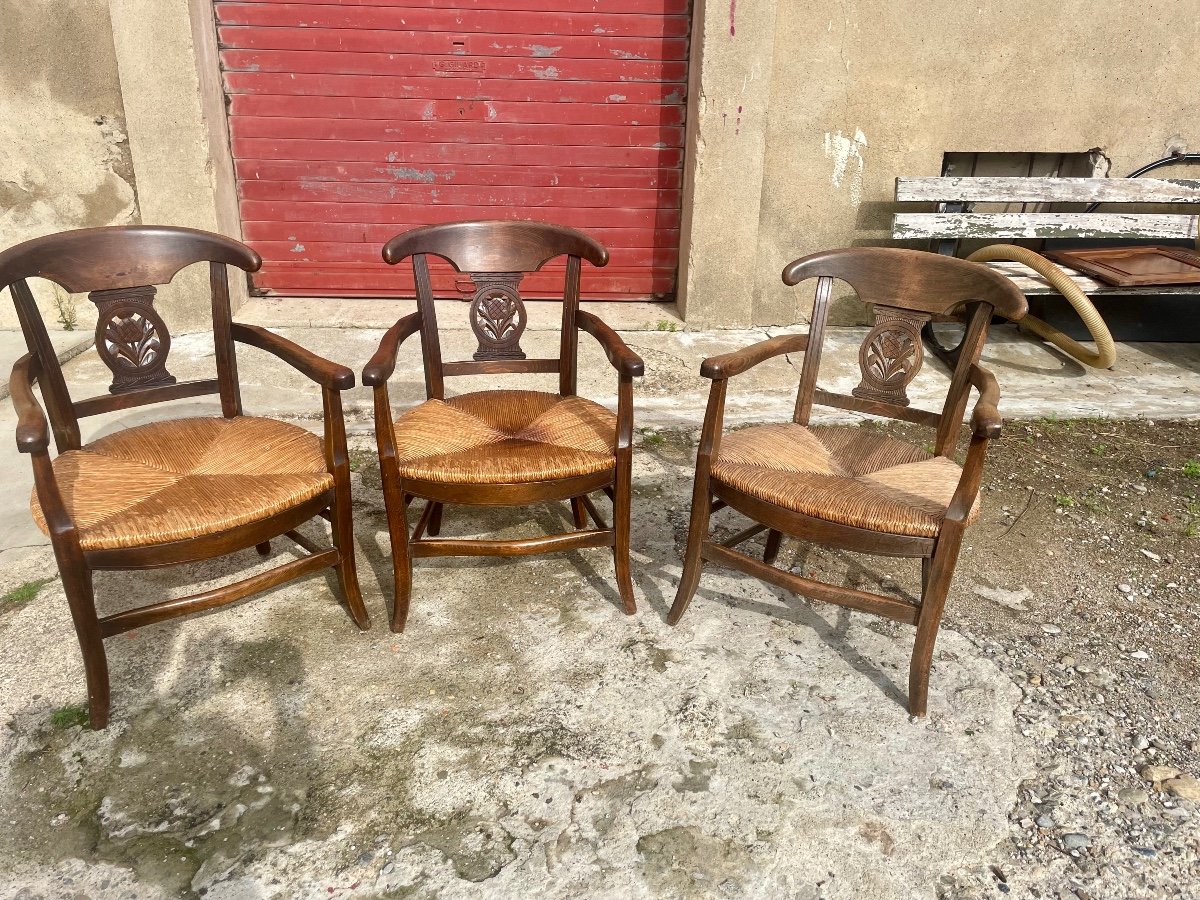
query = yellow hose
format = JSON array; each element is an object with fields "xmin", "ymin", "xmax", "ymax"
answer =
[{"xmin": 965, "ymin": 243, "xmax": 1117, "ymax": 369}]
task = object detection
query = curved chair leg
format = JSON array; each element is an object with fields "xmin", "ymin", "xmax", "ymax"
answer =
[
  {"xmin": 329, "ymin": 487, "xmax": 371, "ymax": 630},
  {"xmin": 255, "ymin": 541, "xmax": 271, "ymax": 556},
  {"xmin": 667, "ymin": 477, "xmax": 713, "ymax": 626},
  {"xmin": 612, "ymin": 457, "xmax": 636, "ymax": 614},
  {"xmin": 763, "ymin": 530, "xmax": 783, "ymax": 566},
  {"xmin": 60, "ymin": 558, "xmax": 110, "ymax": 729},
  {"xmin": 383, "ymin": 473, "xmax": 414, "ymax": 632},
  {"xmin": 908, "ymin": 529, "xmax": 965, "ymax": 716},
  {"xmin": 570, "ymin": 496, "xmax": 588, "ymax": 529},
  {"xmin": 428, "ymin": 502, "xmax": 444, "ymax": 537}
]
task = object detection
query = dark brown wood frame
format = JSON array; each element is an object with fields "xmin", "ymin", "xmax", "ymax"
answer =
[
  {"xmin": 667, "ymin": 247, "xmax": 1028, "ymax": 716},
  {"xmin": 2, "ymin": 225, "xmax": 369, "ymax": 729},
  {"xmin": 363, "ymin": 220, "xmax": 644, "ymax": 631}
]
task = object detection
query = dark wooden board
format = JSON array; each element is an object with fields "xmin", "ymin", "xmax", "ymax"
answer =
[{"xmin": 1046, "ymin": 246, "xmax": 1200, "ymax": 286}]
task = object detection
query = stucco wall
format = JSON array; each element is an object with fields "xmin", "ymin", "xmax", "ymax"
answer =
[
  {"xmin": 0, "ymin": 0, "xmax": 138, "ymax": 330},
  {"xmin": 5, "ymin": 0, "xmax": 1197, "ymax": 332},
  {"xmin": 1, "ymin": 0, "xmax": 243, "ymax": 335},
  {"xmin": 681, "ymin": 0, "xmax": 1200, "ymax": 327}
]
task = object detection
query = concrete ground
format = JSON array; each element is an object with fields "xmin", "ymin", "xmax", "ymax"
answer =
[{"xmin": 0, "ymin": 307, "xmax": 1197, "ymax": 898}]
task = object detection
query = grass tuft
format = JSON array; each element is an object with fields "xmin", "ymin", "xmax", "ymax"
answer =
[
  {"xmin": 2, "ymin": 579, "xmax": 50, "ymax": 606},
  {"xmin": 50, "ymin": 705, "xmax": 88, "ymax": 729}
]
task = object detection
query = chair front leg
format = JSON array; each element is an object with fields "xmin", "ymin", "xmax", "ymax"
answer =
[
  {"xmin": 34, "ymin": 454, "xmax": 110, "ymax": 728},
  {"xmin": 613, "ymin": 447, "xmax": 636, "ymax": 614},
  {"xmin": 909, "ymin": 432, "xmax": 990, "ymax": 714},
  {"xmin": 908, "ymin": 522, "xmax": 966, "ymax": 716},
  {"xmin": 322, "ymin": 387, "xmax": 370, "ymax": 630},
  {"xmin": 56, "ymin": 541, "xmax": 109, "ymax": 729},
  {"xmin": 667, "ymin": 466, "xmax": 713, "ymax": 626},
  {"xmin": 373, "ymin": 383, "xmax": 414, "ymax": 632},
  {"xmin": 667, "ymin": 378, "xmax": 727, "ymax": 625},
  {"xmin": 612, "ymin": 375, "xmax": 636, "ymax": 614},
  {"xmin": 382, "ymin": 464, "xmax": 413, "ymax": 632}
]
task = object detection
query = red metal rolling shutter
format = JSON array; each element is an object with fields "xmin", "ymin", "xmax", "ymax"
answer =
[{"xmin": 214, "ymin": 1, "xmax": 690, "ymax": 299}]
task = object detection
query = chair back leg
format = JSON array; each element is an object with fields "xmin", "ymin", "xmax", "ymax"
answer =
[
  {"xmin": 762, "ymin": 530, "xmax": 784, "ymax": 565},
  {"xmin": 569, "ymin": 497, "xmax": 588, "ymax": 529},
  {"xmin": 427, "ymin": 502, "xmax": 444, "ymax": 537}
]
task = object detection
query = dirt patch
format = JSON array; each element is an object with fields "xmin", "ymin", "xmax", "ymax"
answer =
[
  {"xmin": 0, "ymin": 417, "xmax": 1194, "ymax": 898},
  {"xmin": 689, "ymin": 417, "xmax": 1200, "ymax": 898}
]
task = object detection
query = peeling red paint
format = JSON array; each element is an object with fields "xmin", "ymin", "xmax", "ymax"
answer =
[{"xmin": 218, "ymin": 1, "xmax": 688, "ymax": 298}]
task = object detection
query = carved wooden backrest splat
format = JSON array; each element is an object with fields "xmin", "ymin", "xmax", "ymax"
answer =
[
  {"xmin": 467, "ymin": 272, "xmax": 528, "ymax": 361},
  {"xmin": 851, "ymin": 305, "xmax": 930, "ymax": 407},
  {"xmin": 89, "ymin": 285, "xmax": 177, "ymax": 394}
]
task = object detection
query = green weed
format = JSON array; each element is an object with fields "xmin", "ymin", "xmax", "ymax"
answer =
[
  {"xmin": 2, "ymin": 579, "xmax": 50, "ymax": 606},
  {"xmin": 50, "ymin": 705, "xmax": 88, "ymax": 729}
]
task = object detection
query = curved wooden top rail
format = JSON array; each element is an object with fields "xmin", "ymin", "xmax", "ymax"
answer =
[
  {"xmin": 782, "ymin": 246, "xmax": 1028, "ymax": 320},
  {"xmin": 382, "ymin": 220, "xmax": 610, "ymax": 272},
  {"xmin": 0, "ymin": 226, "xmax": 261, "ymax": 293}
]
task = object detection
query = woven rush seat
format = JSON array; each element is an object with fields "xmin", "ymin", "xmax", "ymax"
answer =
[
  {"xmin": 31, "ymin": 417, "xmax": 333, "ymax": 551},
  {"xmin": 393, "ymin": 389, "xmax": 617, "ymax": 484},
  {"xmin": 711, "ymin": 424, "xmax": 980, "ymax": 538}
]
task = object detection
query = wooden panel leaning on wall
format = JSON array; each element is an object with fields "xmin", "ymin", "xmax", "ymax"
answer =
[
  {"xmin": 667, "ymin": 247, "xmax": 1028, "ymax": 717},
  {"xmin": 2, "ymin": 226, "xmax": 369, "ymax": 729}
]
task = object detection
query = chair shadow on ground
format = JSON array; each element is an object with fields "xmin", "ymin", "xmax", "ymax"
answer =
[
  {"xmin": 925, "ymin": 322, "xmax": 1089, "ymax": 380},
  {"xmin": 13, "ymin": 564, "xmax": 333, "ymax": 895},
  {"xmin": 635, "ymin": 515, "xmax": 913, "ymax": 711},
  {"xmin": 351, "ymin": 494, "xmax": 632, "ymax": 623}
]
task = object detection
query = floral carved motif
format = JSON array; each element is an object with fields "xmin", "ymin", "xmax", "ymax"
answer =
[
  {"xmin": 468, "ymin": 273, "xmax": 528, "ymax": 361},
  {"xmin": 89, "ymin": 285, "xmax": 177, "ymax": 394},
  {"xmin": 851, "ymin": 306, "xmax": 929, "ymax": 407}
]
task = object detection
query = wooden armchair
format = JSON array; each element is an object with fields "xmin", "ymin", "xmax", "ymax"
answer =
[
  {"xmin": 2, "ymin": 226, "xmax": 369, "ymax": 729},
  {"xmin": 667, "ymin": 247, "xmax": 1028, "ymax": 716},
  {"xmin": 362, "ymin": 220, "xmax": 645, "ymax": 631}
]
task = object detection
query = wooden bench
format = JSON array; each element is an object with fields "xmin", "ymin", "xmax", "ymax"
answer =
[{"xmin": 893, "ymin": 176, "xmax": 1200, "ymax": 366}]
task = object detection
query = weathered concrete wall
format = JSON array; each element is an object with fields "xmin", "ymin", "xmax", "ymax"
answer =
[
  {"xmin": 682, "ymin": 0, "xmax": 1200, "ymax": 326},
  {"xmin": 1, "ymin": 0, "xmax": 245, "ymax": 335},
  {"xmin": 0, "ymin": 0, "xmax": 138, "ymax": 330},
  {"xmin": 7, "ymin": 0, "xmax": 1197, "ymax": 331},
  {"xmin": 110, "ymin": 0, "xmax": 244, "ymax": 330}
]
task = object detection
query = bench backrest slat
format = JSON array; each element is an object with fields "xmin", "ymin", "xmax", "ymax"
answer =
[
  {"xmin": 893, "ymin": 212, "xmax": 1199, "ymax": 242},
  {"xmin": 896, "ymin": 176, "xmax": 1200, "ymax": 204}
]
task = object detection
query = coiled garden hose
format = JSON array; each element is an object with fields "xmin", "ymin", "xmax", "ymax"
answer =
[{"xmin": 965, "ymin": 243, "xmax": 1117, "ymax": 369}]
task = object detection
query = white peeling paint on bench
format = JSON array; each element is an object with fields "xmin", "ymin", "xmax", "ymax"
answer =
[
  {"xmin": 983, "ymin": 260, "xmax": 1200, "ymax": 296},
  {"xmin": 893, "ymin": 212, "xmax": 1199, "ymax": 241},
  {"xmin": 895, "ymin": 176, "xmax": 1200, "ymax": 204}
]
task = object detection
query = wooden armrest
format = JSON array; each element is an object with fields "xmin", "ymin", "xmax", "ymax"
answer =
[
  {"xmin": 700, "ymin": 334, "xmax": 809, "ymax": 380},
  {"xmin": 362, "ymin": 312, "xmax": 422, "ymax": 387},
  {"xmin": 968, "ymin": 362, "xmax": 1002, "ymax": 438},
  {"xmin": 231, "ymin": 323, "xmax": 354, "ymax": 391},
  {"xmin": 11, "ymin": 354, "xmax": 50, "ymax": 454},
  {"xmin": 576, "ymin": 310, "xmax": 644, "ymax": 378}
]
